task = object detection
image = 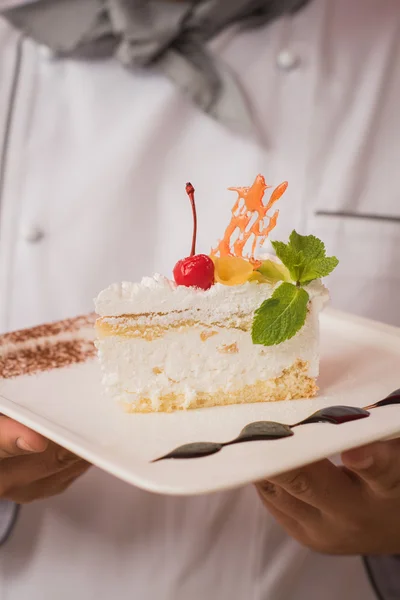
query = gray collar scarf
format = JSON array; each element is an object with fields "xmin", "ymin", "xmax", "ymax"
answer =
[{"xmin": 3, "ymin": 0, "xmax": 310, "ymax": 136}]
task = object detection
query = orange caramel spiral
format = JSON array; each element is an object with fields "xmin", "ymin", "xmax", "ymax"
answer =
[{"xmin": 212, "ymin": 175, "xmax": 288, "ymax": 260}]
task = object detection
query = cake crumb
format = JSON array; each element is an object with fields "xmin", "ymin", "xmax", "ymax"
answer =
[
  {"xmin": 200, "ymin": 330, "xmax": 218, "ymax": 341},
  {"xmin": 218, "ymin": 342, "xmax": 239, "ymax": 354},
  {"xmin": 152, "ymin": 366, "xmax": 163, "ymax": 375}
]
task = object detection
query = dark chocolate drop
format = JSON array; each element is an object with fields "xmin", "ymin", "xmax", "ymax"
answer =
[
  {"xmin": 367, "ymin": 389, "xmax": 400, "ymax": 409},
  {"xmin": 150, "ymin": 390, "xmax": 400, "ymax": 462},
  {"xmin": 153, "ymin": 442, "xmax": 222, "ymax": 462},
  {"xmin": 295, "ymin": 405, "xmax": 370, "ymax": 426},
  {"xmin": 227, "ymin": 421, "xmax": 293, "ymax": 445}
]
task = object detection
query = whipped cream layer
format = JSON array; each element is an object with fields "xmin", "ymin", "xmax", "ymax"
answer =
[
  {"xmin": 97, "ymin": 302, "xmax": 321, "ymax": 409},
  {"xmin": 95, "ymin": 276, "xmax": 329, "ymax": 409},
  {"xmin": 95, "ymin": 274, "xmax": 328, "ymax": 321}
]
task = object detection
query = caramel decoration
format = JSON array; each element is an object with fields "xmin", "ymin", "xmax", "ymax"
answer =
[{"xmin": 212, "ymin": 175, "xmax": 288, "ymax": 260}]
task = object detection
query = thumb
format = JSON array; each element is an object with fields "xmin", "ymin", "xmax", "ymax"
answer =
[
  {"xmin": 0, "ymin": 416, "xmax": 48, "ymax": 458},
  {"xmin": 342, "ymin": 439, "xmax": 400, "ymax": 497}
]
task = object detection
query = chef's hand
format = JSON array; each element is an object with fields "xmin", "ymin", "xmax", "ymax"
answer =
[
  {"xmin": 0, "ymin": 416, "xmax": 90, "ymax": 503},
  {"xmin": 256, "ymin": 439, "xmax": 400, "ymax": 554}
]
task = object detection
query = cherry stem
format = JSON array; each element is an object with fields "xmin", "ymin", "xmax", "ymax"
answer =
[{"xmin": 186, "ymin": 182, "xmax": 197, "ymax": 256}]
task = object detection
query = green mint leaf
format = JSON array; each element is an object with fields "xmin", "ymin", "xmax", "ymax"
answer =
[
  {"xmin": 289, "ymin": 231, "xmax": 326, "ymax": 260},
  {"xmin": 257, "ymin": 259, "xmax": 291, "ymax": 283},
  {"xmin": 272, "ymin": 231, "xmax": 339, "ymax": 285},
  {"xmin": 252, "ymin": 282, "xmax": 309, "ymax": 346},
  {"xmin": 271, "ymin": 240, "xmax": 297, "ymax": 268},
  {"xmin": 270, "ymin": 241, "xmax": 303, "ymax": 282},
  {"xmin": 300, "ymin": 256, "xmax": 339, "ymax": 284}
]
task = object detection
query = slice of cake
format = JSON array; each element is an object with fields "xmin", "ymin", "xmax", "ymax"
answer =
[{"xmin": 95, "ymin": 175, "xmax": 337, "ymax": 412}]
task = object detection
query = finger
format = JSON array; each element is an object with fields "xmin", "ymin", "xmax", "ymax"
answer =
[
  {"xmin": 266, "ymin": 459, "xmax": 359, "ymax": 515},
  {"xmin": 5, "ymin": 461, "xmax": 91, "ymax": 504},
  {"xmin": 0, "ymin": 416, "xmax": 48, "ymax": 458},
  {"xmin": 342, "ymin": 439, "xmax": 400, "ymax": 497},
  {"xmin": 0, "ymin": 443, "xmax": 85, "ymax": 493},
  {"xmin": 255, "ymin": 484, "xmax": 314, "ymax": 543},
  {"xmin": 256, "ymin": 480, "xmax": 321, "ymax": 524}
]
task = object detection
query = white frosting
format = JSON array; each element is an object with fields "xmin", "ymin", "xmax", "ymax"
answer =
[
  {"xmin": 95, "ymin": 274, "xmax": 327, "ymax": 321},
  {"xmin": 95, "ymin": 275, "xmax": 329, "ymax": 409}
]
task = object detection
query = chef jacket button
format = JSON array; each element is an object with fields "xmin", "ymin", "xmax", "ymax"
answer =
[
  {"xmin": 38, "ymin": 44, "xmax": 56, "ymax": 60},
  {"xmin": 20, "ymin": 225, "xmax": 45, "ymax": 243},
  {"xmin": 276, "ymin": 50, "xmax": 300, "ymax": 71}
]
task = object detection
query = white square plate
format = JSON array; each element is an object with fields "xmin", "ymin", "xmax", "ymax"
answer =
[{"xmin": 0, "ymin": 309, "xmax": 399, "ymax": 495}]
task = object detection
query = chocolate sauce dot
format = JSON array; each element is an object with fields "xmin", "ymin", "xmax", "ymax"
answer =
[
  {"xmin": 151, "ymin": 394, "xmax": 400, "ymax": 463},
  {"xmin": 153, "ymin": 442, "xmax": 222, "ymax": 462},
  {"xmin": 295, "ymin": 405, "xmax": 370, "ymax": 426},
  {"xmin": 227, "ymin": 421, "xmax": 293, "ymax": 445},
  {"xmin": 368, "ymin": 389, "xmax": 400, "ymax": 409}
]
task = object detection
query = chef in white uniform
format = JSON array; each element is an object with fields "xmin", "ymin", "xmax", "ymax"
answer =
[{"xmin": 0, "ymin": 0, "xmax": 399, "ymax": 599}]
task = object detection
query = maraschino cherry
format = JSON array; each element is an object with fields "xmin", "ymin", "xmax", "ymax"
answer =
[{"xmin": 173, "ymin": 183, "xmax": 215, "ymax": 290}]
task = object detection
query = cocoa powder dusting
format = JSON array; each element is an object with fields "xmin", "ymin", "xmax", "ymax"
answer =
[
  {"xmin": 0, "ymin": 313, "xmax": 97, "ymax": 379},
  {"xmin": 0, "ymin": 339, "xmax": 96, "ymax": 379},
  {"xmin": 0, "ymin": 313, "xmax": 96, "ymax": 347}
]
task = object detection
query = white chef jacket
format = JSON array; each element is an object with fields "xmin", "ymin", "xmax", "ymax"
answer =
[{"xmin": 0, "ymin": 0, "xmax": 399, "ymax": 598}]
